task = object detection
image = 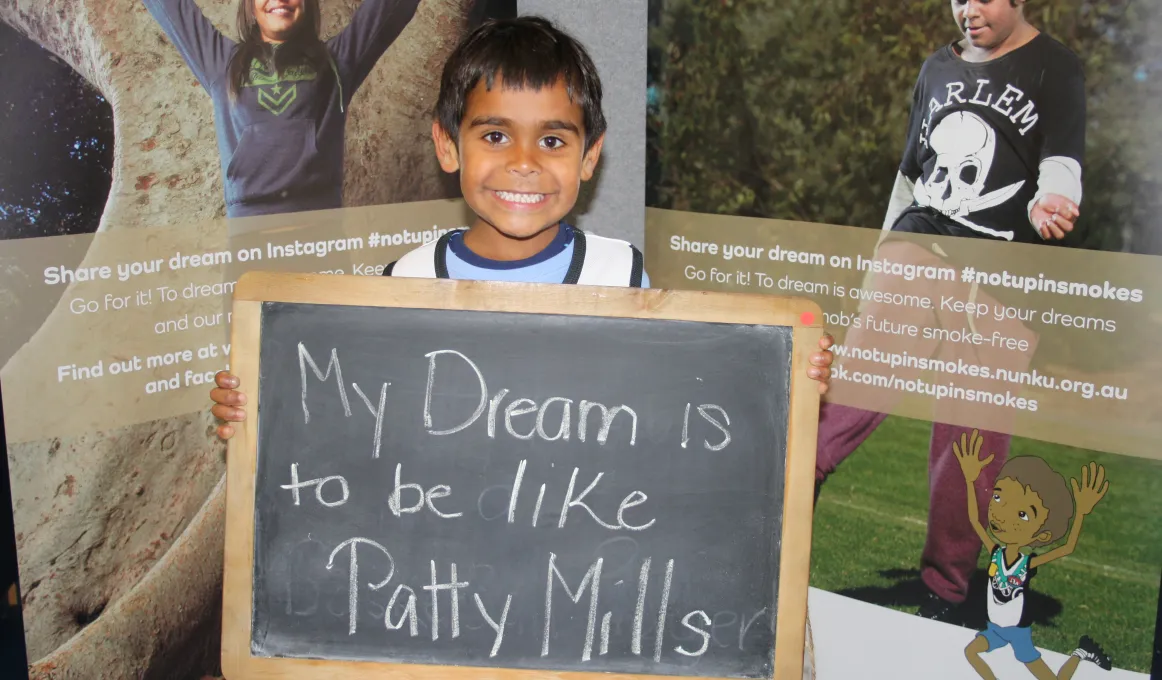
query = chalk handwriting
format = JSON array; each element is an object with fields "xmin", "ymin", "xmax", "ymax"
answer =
[
  {"xmin": 299, "ymin": 344, "xmax": 350, "ymax": 423},
  {"xmin": 423, "ymin": 350, "xmax": 638, "ymax": 447},
  {"xmin": 473, "ymin": 592, "xmax": 512, "ymax": 657},
  {"xmin": 281, "ymin": 463, "xmax": 349, "ymax": 508},
  {"xmin": 389, "ymin": 464, "xmax": 462, "ymax": 519},
  {"xmin": 423, "ymin": 561, "xmax": 469, "ymax": 641},
  {"xmin": 325, "ymin": 538, "xmax": 394, "ymax": 635},
  {"xmin": 543, "ymin": 553, "xmax": 604, "ymax": 661}
]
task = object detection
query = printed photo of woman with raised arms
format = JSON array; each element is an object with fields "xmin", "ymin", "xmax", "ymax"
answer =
[{"xmin": 143, "ymin": 0, "xmax": 420, "ymax": 217}]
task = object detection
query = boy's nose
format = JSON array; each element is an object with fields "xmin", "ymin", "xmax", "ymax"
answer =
[{"xmin": 506, "ymin": 143, "xmax": 542, "ymax": 176}]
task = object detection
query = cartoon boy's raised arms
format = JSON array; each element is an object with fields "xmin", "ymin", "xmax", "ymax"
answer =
[{"xmin": 954, "ymin": 430, "xmax": 1112, "ymax": 680}]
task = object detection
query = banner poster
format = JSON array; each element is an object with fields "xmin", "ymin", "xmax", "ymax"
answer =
[
  {"xmin": 645, "ymin": 1, "xmax": 1162, "ymax": 679},
  {"xmin": 2, "ymin": 1, "xmax": 1161, "ymax": 680},
  {"xmin": 0, "ymin": 1, "xmax": 515, "ymax": 678}
]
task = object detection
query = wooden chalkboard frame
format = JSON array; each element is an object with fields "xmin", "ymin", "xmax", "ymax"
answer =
[{"xmin": 223, "ymin": 271, "xmax": 822, "ymax": 680}]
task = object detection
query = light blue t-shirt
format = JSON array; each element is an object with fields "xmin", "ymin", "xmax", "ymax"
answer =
[{"xmin": 445, "ymin": 224, "xmax": 650, "ymax": 287}]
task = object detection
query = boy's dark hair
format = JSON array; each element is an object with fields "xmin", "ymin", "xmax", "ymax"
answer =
[
  {"xmin": 998, "ymin": 456, "xmax": 1074, "ymax": 548},
  {"xmin": 436, "ymin": 16, "xmax": 606, "ymax": 152}
]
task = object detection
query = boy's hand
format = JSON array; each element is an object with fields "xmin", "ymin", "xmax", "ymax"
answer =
[
  {"xmin": 210, "ymin": 371, "xmax": 247, "ymax": 441},
  {"xmin": 1072, "ymin": 462, "xmax": 1109, "ymax": 515},
  {"xmin": 1030, "ymin": 193, "xmax": 1079, "ymax": 240},
  {"xmin": 953, "ymin": 429, "xmax": 993, "ymax": 483},
  {"xmin": 809, "ymin": 332, "xmax": 835, "ymax": 395}
]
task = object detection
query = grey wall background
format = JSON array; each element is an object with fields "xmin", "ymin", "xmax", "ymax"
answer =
[{"xmin": 519, "ymin": 0, "xmax": 647, "ymax": 248}]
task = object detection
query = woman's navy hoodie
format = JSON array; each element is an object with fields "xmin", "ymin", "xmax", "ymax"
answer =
[{"xmin": 144, "ymin": 0, "xmax": 420, "ymax": 217}]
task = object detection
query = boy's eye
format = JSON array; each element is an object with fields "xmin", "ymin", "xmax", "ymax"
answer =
[
  {"xmin": 540, "ymin": 136, "xmax": 565, "ymax": 150},
  {"xmin": 992, "ymin": 494, "xmax": 1000, "ymax": 502},
  {"xmin": 484, "ymin": 131, "xmax": 508, "ymax": 145},
  {"xmin": 1018, "ymin": 511, "xmax": 1028, "ymax": 521}
]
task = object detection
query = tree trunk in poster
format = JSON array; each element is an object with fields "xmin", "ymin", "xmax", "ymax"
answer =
[{"xmin": 0, "ymin": 0, "xmax": 471, "ymax": 677}]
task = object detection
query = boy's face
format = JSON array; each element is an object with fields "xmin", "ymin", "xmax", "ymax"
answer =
[
  {"xmin": 433, "ymin": 76, "xmax": 603, "ymax": 243},
  {"xmin": 988, "ymin": 477, "xmax": 1053, "ymax": 547},
  {"xmin": 951, "ymin": 0, "xmax": 1024, "ymax": 51}
]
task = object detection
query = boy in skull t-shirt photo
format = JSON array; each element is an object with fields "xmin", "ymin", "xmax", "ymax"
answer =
[
  {"xmin": 815, "ymin": 0, "xmax": 1089, "ymax": 624},
  {"xmin": 885, "ymin": 15, "xmax": 1086, "ymax": 243}
]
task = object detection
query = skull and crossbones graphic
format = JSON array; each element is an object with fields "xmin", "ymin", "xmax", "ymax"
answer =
[{"xmin": 914, "ymin": 111, "xmax": 1025, "ymax": 240}]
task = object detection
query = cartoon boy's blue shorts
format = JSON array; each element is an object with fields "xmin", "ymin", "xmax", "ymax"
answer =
[{"xmin": 979, "ymin": 621, "xmax": 1041, "ymax": 663}]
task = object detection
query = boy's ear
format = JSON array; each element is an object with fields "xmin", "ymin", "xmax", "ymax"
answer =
[
  {"xmin": 1034, "ymin": 529, "xmax": 1054, "ymax": 545},
  {"xmin": 580, "ymin": 133, "xmax": 606, "ymax": 182},
  {"xmin": 432, "ymin": 121, "xmax": 461, "ymax": 173}
]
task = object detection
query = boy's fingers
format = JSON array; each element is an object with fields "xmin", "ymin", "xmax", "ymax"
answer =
[
  {"xmin": 808, "ymin": 366, "xmax": 831, "ymax": 382},
  {"xmin": 818, "ymin": 333, "xmax": 835, "ymax": 350},
  {"xmin": 211, "ymin": 403, "xmax": 245, "ymax": 422},
  {"xmin": 215, "ymin": 371, "xmax": 239, "ymax": 389},
  {"xmin": 1091, "ymin": 462, "xmax": 1105, "ymax": 489},
  {"xmin": 810, "ymin": 351, "xmax": 834, "ymax": 368},
  {"xmin": 216, "ymin": 424, "xmax": 235, "ymax": 441},
  {"xmin": 1042, "ymin": 219, "xmax": 1066, "ymax": 240},
  {"xmin": 817, "ymin": 381, "xmax": 829, "ymax": 396},
  {"xmin": 1051, "ymin": 213, "xmax": 1074, "ymax": 231},
  {"xmin": 209, "ymin": 387, "xmax": 246, "ymax": 406},
  {"xmin": 1043, "ymin": 195, "xmax": 1079, "ymax": 217}
]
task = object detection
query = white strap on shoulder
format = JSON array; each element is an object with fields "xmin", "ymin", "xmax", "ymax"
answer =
[
  {"xmin": 385, "ymin": 238, "xmax": 441, "ymax": 278},
  {"xmin": 575, "ymin": 232, "xmax": 642, "ymax": 287}
]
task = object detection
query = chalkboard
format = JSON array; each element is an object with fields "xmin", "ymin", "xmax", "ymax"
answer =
[{"xmin": 222, "ymin": 273, "xmax": 822, "ymax": 680}]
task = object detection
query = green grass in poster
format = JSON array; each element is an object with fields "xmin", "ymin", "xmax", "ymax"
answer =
[{"xmin": 810, "ymin": 415, "xmax": 1162, "ymax": 672}]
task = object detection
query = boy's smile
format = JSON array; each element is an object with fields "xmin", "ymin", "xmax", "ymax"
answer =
[
  {"xmin": 988, "ymin": 477, "xmax": 1052, "ymax": 546},
  {"xmin": 433, "ymin": 75, "xmax": 604, "ymax": 261}
]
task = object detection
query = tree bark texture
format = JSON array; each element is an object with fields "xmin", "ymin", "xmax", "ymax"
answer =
[{"xmin": 0, "ymin": 1, "xmax": 474, "ymax": 677}]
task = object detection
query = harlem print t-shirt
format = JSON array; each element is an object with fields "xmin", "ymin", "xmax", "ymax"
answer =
[{"xmin": 892, "ymin": 33, "xmax": 1086, "ymax": 244}]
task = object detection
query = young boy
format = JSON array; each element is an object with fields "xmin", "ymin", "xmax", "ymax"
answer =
[
  {"xmin": 210, "ymin": 16, "xmax": 835, "ymax": 436},
  {"xmin": 816, "ymin": 0, "xmax": 1088, "ymax": 620},
  {"xmin": 953, "ymin": 429, "xmax": 1111, "ymax": 679}
]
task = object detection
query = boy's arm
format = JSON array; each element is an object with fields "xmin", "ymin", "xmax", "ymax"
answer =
[
  {"xmin": 882, "ymin": 71, "xmax": 925, "ymax": 231},
  {"xmin": 1030, "ymin": 462, "xmax": 1107, "ymax": 568},
  {"xmin": 1028, "ymin": 54, "xmax": 1087, "ymax": 240},
  {"xmin": 327, "ymin": 0, "xmax": 422, "ymax": 95},
  {"xmin": 142, "ymin": 0, "xmax": 234, "ymax": 92},
  {"xmin": 882, "ymin": 171, "xmax": 916, "ymax": 231},
  {"xmin": 953, "ymin": 430, "xmax": 997, "ymax": 551}
]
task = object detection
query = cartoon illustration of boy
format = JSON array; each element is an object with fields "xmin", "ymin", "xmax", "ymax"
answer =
[{"xmin": 953, "ymin": 429, "xmax": 1112, "ymax": 679}]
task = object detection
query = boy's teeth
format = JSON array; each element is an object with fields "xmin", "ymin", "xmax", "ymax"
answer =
[{"xmin": 497, "ymin": 191, "xmax": 544, "ymax": 204}]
